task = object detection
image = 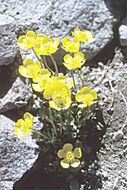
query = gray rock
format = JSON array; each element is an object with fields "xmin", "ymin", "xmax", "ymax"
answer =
[
  {"xmin": 0, "ymin": 115, "xmax": 38, "ymax": 190},
  {"xmin": 0, "ymin": 14, "xmax": 18, "ymax": 66},
  {"xmin": 0, "ymin": 0, "xmax": 116, "ymax": 61},
  {"xmin": 112, "ymin": 129, "xmax": 124, "ymax": 141},
  {"xmin": 123, "ymin": 148, "xmax": 127, "ymax": 156},
  {"xmin": 0, "ymin": 77, "xmax": 32, "ymax": 113},
  {"xmin": 113, "ymin": 177, "xmax": 120, "ymax": 190},
  {"xmin": 0, "ymin": 182, "xmax": 14, "ymax": 190},
  {"xmin": 119, "ymin": 25, "xmax": 127, "ymax": 46}
]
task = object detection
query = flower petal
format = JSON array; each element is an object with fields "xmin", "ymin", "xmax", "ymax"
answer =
[
  {"xmin": 52, "ymin": 75, "xmax": 66, "ymax": 84},
  {"xmin": 64, "ymin": 54, "xmax": 73, "ymax": 64},
  {"xmin": 63, "ymin": 143, "xmax": 73, "ymax": 152},
  {"xmin": 74, "ymin": 148, "xmax": 82, "ymax": 158},
  {"xmin": 90, "ymin": 90, "xmax": 97, "ymax": 99},
  {"xmin": 75, "ymin": 93, "xmax": 83, "ymax": 103},
  {"xmin": 26, "ymin": 30, "xmax": 36, "ymax": 38},
  {"xmin": 17, "ymin": 35, "xmax": 26, "ymax": 49},
  {"xmin": 15, "ymin": 119, "xmax": 24, "ymax": 127},
  {"xmin": 78, "ymin": 104, "xmax": 87, "ymax": 108},
  {"xmin": 32, "ymin": 83, "xmax": 44, "ymax": 92},
  {"xmin": 39, "ymin": 68, "xmax": 51, "ymax": 76},
  {"xmin": 57, "ymin": 149, "xmax": 65, "ymax": 158},
  {"xmin": 72, "ymin": 27, "xmax": 80, "ymax": 36},
  {"xmin": 43, "ymin": 88, "xmax": 53, "ymax": 100},
  {"xmin": 19, "ymin": 66, "xmax": 30, "ymax": 78},
  {"xmin": 53, "ymin": 38, "xmax": 60, "ymax": 47},
  {"xmin": 83, "ymin": 31, "xmax": 93, "ymax": 42},
  {"xmin": 49, "ymin": 100, "xmax": 61, "ymax": 111},
  {"xmin": 60, "ymin": 159, "xmax": 70, "ymax": 169},
  {"xmin": 63, "ymin": 62, "xmax": 71, "ymax": 70},
  {"xmin": 80, "ymin": 86, "xmax": 90, "ymax": 94},
  {"xmin": 74, "ymin": 52, "xmax": 84, "ymax": 61},
  {"xmin": 23, "ymin": 58, "xmax": 34, "ymax": 66},
  {"xmin": 23, "ymin": 112, "xmax": 34, "ymax": 121},
  {"xmin": 71, "ymin": 159, "xmax": 80, "ymax": 168},
  {"xmin": 15, "ymin": 127, "xmax": 24, "ymax": 137},
  {"xmin": 67, "ymin": 81, "xmax": 74, "ymax": 89}
]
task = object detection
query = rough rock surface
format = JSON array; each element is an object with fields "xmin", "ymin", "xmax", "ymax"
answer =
[
  {"xmin": 0, "ymin": 14, "xmax": 18, "ymax": 66},
  {"xmin": 0, "ymin": 77, "xmax": 32, "ymax": 113},
  {"xmin": 0, "ymin": 115, "xmax": 38, "ymax": 190},
  {"xmin": 98, "ymin": 53, "xmax": 127, "ymax": 190},
  {"xmin": 80, "ymin": 49, "xmax": 127, "ymax": 190},
  {"xmin": 0, "ymin": 0, "xmax": 115, "ymax": 61}
]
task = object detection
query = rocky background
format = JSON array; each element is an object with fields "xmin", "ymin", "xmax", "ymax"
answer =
[{"xmin": 0, "ymin": 0, "xmax": 127, "ymax": 190}]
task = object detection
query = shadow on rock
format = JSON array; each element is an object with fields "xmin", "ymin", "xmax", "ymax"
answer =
[
  {"xmin": 104, "ymin": 0, "xmax": 127, "ymax": 21},
  {"xmin": 0, "ymin": 53, "xmax": 21, "ymax": 99}
]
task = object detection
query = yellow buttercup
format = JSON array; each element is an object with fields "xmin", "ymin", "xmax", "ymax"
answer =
[
  {"xmin": 15, "ymin": 112, "xmax": 34, "ymax": 137},
  {"xmin": 57, "ymin": 143, "xmax": 82, "ymax": 169}
]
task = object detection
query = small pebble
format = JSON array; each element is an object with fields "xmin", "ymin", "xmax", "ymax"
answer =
[
  {"xmin": 123, "ymin": 144, "xmax": 127, "ymax": 149},
  {"xmin": 98, "ymin": 62, "xmax": 104, "ymax": 69},
  {"xmin": 123, "ymin": 148, "xmax": 127, "ymax": 156},
  {"xmin": 113, "ymin": 177, "xmax": 120, "ymax": 190},
  {"xmin": 102, "ymin": 171, "xmax": 108, "ymax": 180},
  {"xmin": 119, "ymin": 25, "xmax": 127, "ymax": 46},
  {"xmin": 112, "ymin": 130, "xmax": 124, "ymax": 141}
]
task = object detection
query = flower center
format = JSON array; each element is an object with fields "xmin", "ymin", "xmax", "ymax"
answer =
[
  {"xmin": 66, "ymin": 151, "xmax": 74, "ymax": 161},
  {"xmin": 55, "ymin": 96, "xmax": 65, "ymax": 108}
]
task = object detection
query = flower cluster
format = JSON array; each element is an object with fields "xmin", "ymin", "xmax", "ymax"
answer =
[
  {"xmin": 18, "ymin": 31, "xmax": 59, "ymax": 55},
  {"xmin": 15, "ymin": 27, "xmax": 97, "ymax": 170}
]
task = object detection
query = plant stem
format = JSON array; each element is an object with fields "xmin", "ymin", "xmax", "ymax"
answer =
[
  {"xmin": 32, "ymin": 129, "xmax": 48, "ymax": 139},
  {"xmin": 59, "ymin": 112, "xmax": 64, "ymax": 134},
  {"xmin": 32, "ymin": 48, "xmax": 44, "ymax": 68},
  {"xmin": 49, "ymin": 108, "xmax": 57, "ymax": 136},
  {"xmin": 50, "ymin": 55, "xmax": 58, "ymax": 75},
  {"xmin": 77, "ymin": 69, "xmax": 84, "ymax": 87},
  {"xmin": 70, "ymin": 70, "xmax": 77, "ymax": 92},
  {"xmin": 42, "ymin": 55, "xmax": 55, "ymax": 74},
  {"xmin": 32, "ymin": 48, "xmax": 55, "ymax": 74}
]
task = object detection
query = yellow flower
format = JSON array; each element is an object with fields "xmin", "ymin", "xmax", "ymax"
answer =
[
  {"xmin": 72, "ymin": 28, "xmax": 94, "ymax": 43},
  {"xmin": 34, "ymin": 34, "xmax": 59, "ymax": 55},
  {"xmin": 67, "ymin": 81, "xmax": 74, "ymax": 89},
  {"xmin": 43, "ymin": 76, "xmax": 66, "ymax": 100},
  {"xmin": 63, "ymin": 52, "xmax": 86, "ymax": 70},
  {"xmin": 32, "ymin": 68, "xmax": 51, "ymax": 92},
  {"xmin": 49, "ymin": 91, "xmax": 72, "ymax": 111},
  {"xmin": 15, "ymin": 112, "xmax": 34, "ymax": 137},
  {"xmin": 17, "ymin": 30, "xmax": 36, "ymax": 50},
  {"xmin": 47, "ymin": 83, "xmax": 72, "ymax": 111},
  {"xmin": 19, "ymin": 58, "xmax": 41, "ymax": 79},
  {"xmin": 51, "ymin": 75, "xmax": 67, "ymax": 84},
  {"xmin": 43, "ymin": 76, "xmax": 72, "ymax": 111},
  {"xmin": 32, "ymin": 68, "xmax": 51, "ymax": 83},
  {"xmin": 57, "ymin": 143, "xmax": 82, "ymax": 169},
  {"xmin": 62, "ymin": 36, "xmax": 80, "ymax": 52},
  {"xmin": 75, "ymin": 86, "xmax": 97, "ymax": 108},
  {"xmin": 50, "ymin": 75, "xmax": 74, "ymax": 89}
]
